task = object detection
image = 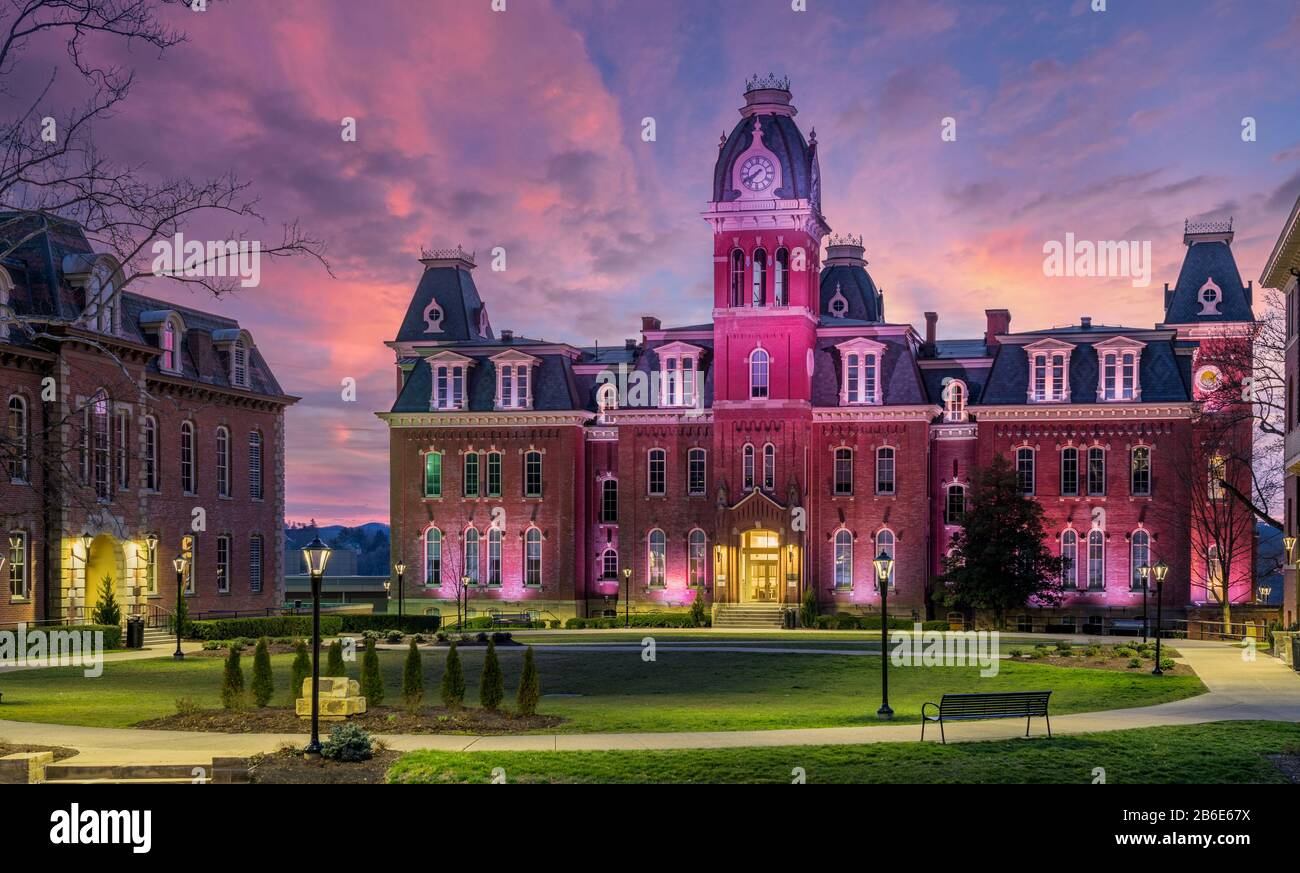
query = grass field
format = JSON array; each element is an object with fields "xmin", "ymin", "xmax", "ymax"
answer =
[
  {"xmin": 0, "ymin": 644, "xmax": 1205, "ymax": 731},
  {"xmin": 387, "ymin": 720, "xmax": 1300, "ymax": 784}
]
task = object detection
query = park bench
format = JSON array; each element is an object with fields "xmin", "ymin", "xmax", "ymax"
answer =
[
  {"xmin": 921, "ymin": 690, "xmax": 1052, "ymax": 744},
  {"xmin": 1109, "ymin": 619, "xmax": 1145, "ymax": 637},
  {"xmin": 490, "ymin": 612, "xmax": 533, "ymax": 628}
]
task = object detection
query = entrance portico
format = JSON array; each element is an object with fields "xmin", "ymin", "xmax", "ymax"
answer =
[{"xmin": 714, "ymin": 489, "xmax": 803, "ymax": 605}]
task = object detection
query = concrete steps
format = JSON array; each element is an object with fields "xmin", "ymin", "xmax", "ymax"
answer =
[
  {"xmin": 141, "ymin": 627, "xmax": 175, "ymax": 648},
  {"xmin": 713, "ymin": 604, "xmax": 787, "ymax": 629}
]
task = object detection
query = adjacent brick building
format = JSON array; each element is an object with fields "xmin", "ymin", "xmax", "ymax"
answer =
[
  {"xmin": 382, "ymin": 78, "xmax": 1255, "ymax": 627},
  {"xmin": 0, "ymin": 215, "xmax": 295, "ymax": 627}
]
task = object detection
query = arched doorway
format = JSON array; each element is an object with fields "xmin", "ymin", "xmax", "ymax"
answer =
[
  {"xmin": 84, "ymin": 534, "xmax": 126, "ymax": 622},
  {"xmin": 740, "ymin": 529, "xmax": 781, "ymax": 602}
]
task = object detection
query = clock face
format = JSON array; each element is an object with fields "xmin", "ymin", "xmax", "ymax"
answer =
[{"xmin": 740, "ymin": 155, "xmax": 775, "ymax": 191}]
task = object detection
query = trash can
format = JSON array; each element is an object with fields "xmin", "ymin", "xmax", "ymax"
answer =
[{"xmin": 126, "ymin": 616, "xmax": 144, "ymax": 649}]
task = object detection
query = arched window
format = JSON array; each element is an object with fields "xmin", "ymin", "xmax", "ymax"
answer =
[
  {"xmin": 687, "ymin": 448, "xmax": 707, "ymax": 496},
  {"xmin": 464, "ymin": 528, "xmax": 480, "ymax": 584},
  {"xmin": 1087, "ymin": 530, "xmax": 1105, "ymax": 590},
  {"xmin": 945, "ymin": 380, "xmax": 966, "ymax": 422},
  {"xmin": 487, "ymin": 527, "xmax": 502, "ymax": 585},
  {"xmin": 463, "ymin": 451, "xmax": 480, "ymax": 497},
  {"xmin": 1060, "ymin": 530, "xmax": 1078, "ymax": 588},
  {"xmin": 742, "ymin": 444, "xmax": 756, "ymax": 491},
  {"xmin": 6, "ymin": 396, "xmax": 27, "ymax": 482},
  {"xmin": 688, "ymin": 529, "xmax": 707, "ymax": 587},
  {"xmin": 596, "ymin": 383, "xmax": 618, "ymax": 422},
  {"xmin": 486, "ymin": 451, "xmax": 502, "ymax": 497},
  {"xmin": 647, "ymin": 529, "xmax": 666, "ymax": 587},
  {"xmin": 143, "ymin": 416, "xmax": 158, "ymax": 491},
  {"xmin": 762, "ymin": 443, "xmax": 775, "ymax": 491},
  {"xmin": 1016, "ymin": 447, "xmax": 1035, "ymax": 495},
  {"xmin": 232, "ymin": 339, "xmax": 248, "ymax": 388},
  {"xmin": 179, "ymin": 420, "xmax": 195, "ymax": 496},
  {"xmin": 216, "ymin": 426, "xmax": 230, "ymax": 497},
  {"xmin": 248, "ymin": 430, "xmax": 264, "ymax": 500},
  {"xmin": 601, "ymin": 478, "xmax": 618, "ymax": 523},
  {"xmin": 945, "ymin": 484, "xmax": 965, "ymax": 525},
  {"xmin": 752, "ymin": 248, "xmax": 767, "ymax": 306},
  {"xmin": 1130, "ymin": 446, "xmax": 1151, "ymax": 496},
  {"xmin": 774, "ymin": 248, "xmax": 789, "ymax": 305},
  {"xmin": 750, "ymin": 348, "xmax": 770, "ymax": 398},
  {"xmin": 92, "ymin": 390, "xmax": 110, "ymax": 500},
  {"xmin": 833, "ymin": 529, "xmax": 853, "ymax": 589},
  {"xmin": 424, "ymin": 527, "xmax": 442, "ymax": 586},
  {"xmin": 730, "ymin": 249, "xmax": 744, "ymax": 306},
  {"xmin": 833, "ymin": 447, "xmax": 853, "ymax": 495},
  {"xmin": 875, "ymin": 446, "xmax": 895, "ymax": 495},
  {"xmin": 525, "ymin": 527, "xmax": 542, "ymax": 586},
  {"xmin": 161, "ymin": 320, "xmax": 177, "ymax": 372},
  {"xmin": 1208, "ymin": 454, "xmax": 1225, "ymax": 500},
  {"xmin": 7, "ymin": 530, "xmax": 27, "ymax": 598},
  {"xmin": 602, "ymin": 547, "xmax": 618, "ymax": 580},
  {"xmin": 524, "ymin": 450, "xmax": 542, "ymax": 497},
  {"xmin": 1060, "ymin": 447, "xmax": 1079, "ymax": 496},
  {"xmin": 423, "ymin": 451, "xmax": 442, "ymax": 498},
  {"xmin": 647, "ymin": 448, "xmax": 666, "ymax": 496},
  {"xmin": 875, "ymin": 528, "xmax": 896, "ymax": 588},
  {"xmin": 1207, "ymin": 544, "xmax": 1224, "ymax": 601},
  {"xmin": 114, "ymin": 408, "xmax": 129, "ymax": 491},
  {"xmin": 1130, "ymin": 530, "xmax": 1150, "ymax": 590},
  {"xmin": 1086, "ymin": 447, "xmax": 1106, "ymax": 496},
  {"xmin": 249, "ymin": 534, "xmax": 264, "ymax": 593}
]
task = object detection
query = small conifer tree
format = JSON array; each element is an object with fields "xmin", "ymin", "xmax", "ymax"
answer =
[
  {"xmin": 516, "ymin": 646, "xmax": 540, "ymax": 716},
  {"xmin": 440, "ymin": 641, "xmax": 465, "ymax": 708},
  {"xmin": 250, "ymin": 637, "xmax": 274, "ymax": 707},
  {"xmin": 480, "ymin": 638, "xmax": 504, "ymax": 711}
]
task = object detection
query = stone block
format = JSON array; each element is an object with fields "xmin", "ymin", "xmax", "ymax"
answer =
[
  {"xmin": 295, "ymin": 695, "xmax": 367, "ymax": 719},
  {"xmin": 0, "ymin": 751, "xmax": 55, "ymax": 784},
  {"xmin": 300, "ymin": 677, "xmax": 360, "ymax": 698}
]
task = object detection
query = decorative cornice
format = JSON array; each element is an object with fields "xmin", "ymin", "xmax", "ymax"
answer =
[
  {"xmin": 930, "ymin": 423, "xmax": 978, "ymax": 441},
  {"xmin": 975, "ymin": 404, "xmax": 1192, "ymax": 421},
  {"xmin": 603, "ymin": 409, "xmax": 714, "ymax": 425},
  {"xmin": 377, "ymin": 411, "xmax": 591, "ymax": 428},
  {"xmin": 813, "ymin": 404, "xmax": 939, "ymax": 423}
]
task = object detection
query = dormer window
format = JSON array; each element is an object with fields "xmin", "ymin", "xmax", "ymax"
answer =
[
  {"xmin": 1025, "ymin": 339, "xmax": 1074, "ymax": 403},
  {"xmin": 429, "ymin": 351, "xmax": 474, "ymax": 410},
  {"xmin": 162, "ymin": 321, "xmax": 176, "ymax": 371},
  {"xmin": 596, "ymin": 383, "xmax": 618, "ymax": 423},
  {"xmin": 1197, "ymin": 278, "xmax": 1222, "ymax": 315},
  {"xmin": 944, "ymin": 379, "xmax": 967, "ymax": 422},
  {"xmin": 828, "ymin": 284, "xmax": 849, "ymax": 318},
  {"xmin": 142, "ymin": 311, "xmax": 187, "ymax": 375},
  {"xmin": 1094, "ymin": 337, "xmax": 1145, "ymax": 402},
  {"xmin": 491, "ymin": 350, "xmax": 539, "ymax": 410},
  {"xmin": 232, "ymin": 339, "xmax": 248, "ymax": 388},
  {"xmin": 835, "ymin": 337, "xmax": 885, "ymax": 405},
  {"xmin": 657, "ymin": 341, "xmax": 704, "ymax": 408}
]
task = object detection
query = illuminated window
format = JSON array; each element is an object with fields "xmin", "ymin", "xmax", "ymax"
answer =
[
  {"xmin": 423, "ymin": 452, "xmax": 442, "ymax": 498},
  {"xmin": 1130, "ymin": 530, "xmax": 1150, "ymax": 591},
  {"xmin": 875, "ymin": 447, "xmax": 895, "ymax": 495},
  {"xmin": 424, "ymin": 527, "xmax": 442, "ymax": 586},
  {"xmin": 1060, "ymin": 530, "xmax": 1078, "ymax": 589},
  {"xmin": 525, "ymin": 527, "xmax": 542, "ymax": 586},
  {"xmin": 833, "ymin": 530, "xmax": 853, "ymax": 589},
  {"xmin": 833, "ymin": 448, "xmax": 853, "ymax": 495},
  {"xmin": 689, "ymin": 530, "xmax": 707, "ymax": 587},
  {"xmin": 1130, "ymin": 446, "xmax": 1151, "ymax": 496},
  {"xmin": 750, "ymin": 348, "xmax": 770, "ymax": 398},
  {"xmin": 647, "ymin": 529, "xmax": 666, "ymax": 587}
]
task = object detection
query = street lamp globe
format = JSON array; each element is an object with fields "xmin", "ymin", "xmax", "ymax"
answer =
[
  {"xmin": 872, "ymin": 550, "xmax": 894, "ymax": 589},
  {"xmin": 301, "ymin": 536, "xmax": 333, "ymax": 577}
]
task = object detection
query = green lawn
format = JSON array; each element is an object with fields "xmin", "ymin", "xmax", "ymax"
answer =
[
  {"xmin": 0, "ymin": 645, "xmax": 1205, "ymax": 732},
  {"xmin": 388, "ymin": 720, "xmax": 1300, "ymax": 784}
]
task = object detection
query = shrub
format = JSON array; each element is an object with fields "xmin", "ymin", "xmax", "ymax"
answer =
[
  {"xmin": 491, "ymin": 631, "xmax": 512, "ymax": 643},
  {"xmin": 1084, "ymin": 645, "xmax": 1102, "ymax": 657},
  {"xmin": 385, "ymin": 630, "xmax": 404, "ymax": 644},
  {"xmin": 402, "ymin": 639, "xmax": 423, "ymax": 711},
  {"xmin": 690, "ymin": 593, "xmax": 708, "ymax": 627},
  {"xmin": 441, "ymin": 641, "xmax": 465, "ymax": 708},
  {"xmin": 1113, "ymin": 647, "xmax": 1136, "ymax": 659},
  {"xmin": 360, "ymin": 636, "xmax": 384, "ymax": 706},
  {"xmin": 1030, "ymin": 646, "xmax": 1049, "ymax": 659},
  {"xmin": 326, "ymin": 640, "xmax": 346, "ymax": 677},
  {"xmin": 480, "ymin": 639, "xmax": 505, "ymax": 711},
  {"xmin": 174, "ymin": 697, "xmax": 201, "ymax": 716},
  {"xmin": 1055, "ymin": 642, "xmax": 1073, "ymax": 654},
  {"xmin": 187, "ymin": 615, "xmax": 342, "ymax": 641},
  {"xmin": 1007, "ymin": 648, "xmax": 1023, "ymax": 657},
  {"xmin": 475, "ymin": 631, "xmax": 489, "ymax": 644},
  {"xmin": 336, "ymin": 614, "xmax": 441, "ymax": 635},
  {"xmin": 516, "ymin": 646, "xmax": 540, "ymax": 716},
  {"xmin": 91, "ymin": 575, "xmax": 121, "ymax": 627},
  {"xmin": 250, "ymin": 638, "xmax": 274, "ymax": 707},
  {"xmin": 800, "ymin": 588, "xmax": 818, "ymax": 628},
  {"xmin": 1159, "ymin": 658, "xmax": 1175, "ymax": 671},
  {"xmin": 549, "ymin": 620, "xmax": 561, "ymax": 629},
  {"xmin": 290, "ymin": 640, "xmax": 311, "ymax": 701},
  {"xmin": 1127, "ymin": 657, "xmax": 1142, "ymax": 668},
  {"xmin": 321, "ymin": 723, "xmax": 374, "ymax": 762},
  {"xmin": 220, "ymin": 647, "xmax": 245, "ymax": 709}
]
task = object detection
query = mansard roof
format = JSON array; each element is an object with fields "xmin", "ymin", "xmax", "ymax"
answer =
[
  {"xmin": 1163, "ymin": 229, "xmax": 1255, "ymax": 324},
  {"xmin": 921, "ymin": 364, "xmax": 989, "ymax": 407},
  {"xmin": 713, "ymin": 109, "xmax": 815, "ymax": 204},
  {"xmin": 394, "ymin": 257, "xmax": 493, "ymax": 343},
  {"xmin": 390, "ymin": 349, "xmax": 584, "ymax": 414},
  {"xmin": 981, "ymin": 333, "xmax": 1190, "ymax": 405},
  {"xmin": 819, "ymin": 264, "xmax": 882, "ymax": 322},
  {"xmin": 811, "ymin": 333, "xmax": 926, "ymax": 407}
]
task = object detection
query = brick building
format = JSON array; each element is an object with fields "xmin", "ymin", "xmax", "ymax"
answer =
[
  {"xmin": 381, "ymin": 78, "xmax": 1255, "ymax": 627},
  {"xmin": 0, "ymin": 215, "xmax": 294, "ymax": 628}
]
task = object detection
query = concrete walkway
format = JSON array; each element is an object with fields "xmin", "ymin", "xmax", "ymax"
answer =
[{"xmin": 1, "ymin": 639, "xmax": 1295, "ymax": 764}]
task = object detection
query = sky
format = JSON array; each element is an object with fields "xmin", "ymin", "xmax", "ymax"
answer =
[{"xmin": 14, "ymin": 0, "xmax": 1300, "ymax": 525}]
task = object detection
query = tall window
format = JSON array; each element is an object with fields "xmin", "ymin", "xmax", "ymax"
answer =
[
  {"xmin": 945, "ymin": 484, "xmax": 966, "ymax": 525},
  {"xmin": 8, "ymin": 531, "xmax": 26, "ymax": 598},
  {"xmin": 1130, "ymin": 446, "xmax": 1151, "ymax": 496},
  {"xmin": 424, "ymin": 527, "xmax": 442, "ymax": 586},
  {"xmin": 1086, "ymin": 447, "xmax": 1106, "ymax": 496},
  {"xmin": 875, "ymin": 447, "xmax": 895, "ymax": 495},
  {"xmin": 647, "ymin": 449, "xmax": 666, "ymax": 496},
  {"xmin": 464, "ymin": 528, "xmax": 480, "ymax": 583},
  {"xmin": 596, "ymin": 383, "xmax": 618, "ymax": 423},
  {"xmin": 688, "ymin": 530, "xmax": 707, "ymax": 587},
  {"xmin": 875, "ymin": 529, "xmax": 896, "ymax": 588},
  {"xmin": 525, "ymin": 527, "xmax": 542, "ymax": 586},
  {"xmin": 161, "ymin": 320, "xmax": 176, "ymax": 371},
  {"xmin": 144, "ymin": 537, "xmax": 158, "ymax": 595},
  {"xmin": 843, "ymin": 352, "xmax": 880, "ymax": 404},
  {"xmin": 7, "ymin": 396, "xmax": 27, "ymax": 482},
  {"xmin": 435, "ymin": 364, "xmax": 466, "ymax": 409},
  {"xmin": 762, "ymin": 443, "xmax": 776, "ymax": 491},
  {"xmin": 1100, "ymin": 351, "xmax": 1138, "ymax": 401},
  {"xmin": 248, "ymin": 430, "xmax": 263, "ymax": 500},
  {"xmin": 423, "ymin": 451, "xmax": 442, "ymax": 498},
  {"xmin": 1208, "ymin": 454, "xmax": 1225, "ymax": 500},
  {"xmin": 601, "ymin": 478, "xmax": 618, "ymax": 523},
  {"xmin": 177, "ymin": 419, "xmax": 194, "ymax": 495},
  {"xmin": 1087, "ymin": 530, "xmax": 1105, "ymax": 590},
  {"xmin": 752, "ymin": 248, "xmax": 767, "ymax": 306},
  {"xmin": 1207, "ymin": 544, "xmax": 1224, "ymax": 600},
  {"xmin": 774, "ymin": 248, "xmax": 789, "ymax": 305},
  {"xmin": 834, "ymin": 529, "xmax": 853, "ymax": 589},
  {"xmin": 1030, "ymin": 352, "xmax": 1067, "ymax": 401},
  {"xmin": 486, "ymin": 451, "xmax": 502, "ymax": 497},
  {"xmin": 647, "ymin": 529, "xmax": 666, "ymax": 587},
  {"xmin": 143, "ymin": 416, "xmax": 158, "ymax": 491},
  {"xmin": 1060, "ymin": 530, "xmax": 1078, "ymax": 588},
  {"xmin": 742, "ymin": 444, "xmax": 755, "ymax": 492},
  {"xmin": 833, "ymin": 448, "xmax": 853, "ymax": 495},
  {"xmin": 602, "ymin": 547, "xmax": 618, "ymax": 579},
  {"xmin": 487, "ymin": 528, "xmax": 502, "ymax": 585},
  {"xmin": 1060, "ymin": 447, "xmax": 1079, "ymax": 496},
  {"xmin": 750, "ymin": 349, "xmax": 770, "ymax": 398},
  {"xmin": 115, "ymin": 409, "xmax": 130, "ymax": 491},
  {"xmin": 216, "ymin": 535, "xmax": 230, "ymax": 594},
  {"xmin": 681, "ymin": 357, "xmax": 696, "ymax": 407},
  {"xmin": 216, "ymin": 427, "xmax": 230, "ymax": 497},
  {"xmin": 463, "ymin": 452, "xmax": 480, "ymax": 497},
  {"xmin": 688, "ymin": 448, "xmax": 706, "ymax": 496},
  {"xmin": 945, "ymin": 381, "xmax": 966, "ymax": 422},
  {"xmin": 524, "ymin": 450, "xmax": 542, "ymax": 497},
  {"xmin": 1016, "ymin": 447, "xmax": 1035, "ymax": 495},
  {"xmin": 249, "ymin": 535, "xmax": 263, "ymax": 593},
  {"xmin": 1130, "ymin": 530, "xmax": 1150, "ymax": 590},
  {"xmin": 498, "ymin": 363, "xmax": 532, "ymax": 409},
  {"xmin": 92, "ymin": 391, "xmax": 110, "ymax": 500},
  {"xmin": 730, "ymin": 249, "xmax": 744, "ymax": 306},
  {"xmin": 232, "ymin": 339, "xmax": 248, "ymax": 387}
]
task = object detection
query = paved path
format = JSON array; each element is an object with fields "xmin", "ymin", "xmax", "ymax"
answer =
[{"xmin": 0, "ymin": 639, "xmax": 1295, "ymax": 764}]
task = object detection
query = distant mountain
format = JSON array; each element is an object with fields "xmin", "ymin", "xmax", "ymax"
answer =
[{"xmin": 286, "ymin": 521, "xmax": 390, "ymax": 576}]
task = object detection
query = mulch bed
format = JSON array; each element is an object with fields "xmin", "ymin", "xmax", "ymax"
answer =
[
  {"xmin": 0, "ymin": 743, "xmax": 79, "ymax": 761},
  {"xmin": 248, "ymin": 748, "xmax": 402, "ymax": 784},
  {"xmin": 135, "ymin": 704, "xmax": 563, "ymax": 735},
  {"xmin": 1268, "ymin": 754, "xmax": 1300, "ymax": 783},
  {"xmin": 191, "ymin": 642, "xmax": 300, "ymax": 658},
  {"xmin": 1009, "ymin": 653, "xmax": 1190, "ymax": 674}
]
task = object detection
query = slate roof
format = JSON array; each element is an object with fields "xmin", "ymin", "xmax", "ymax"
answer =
[
  {"xmin": 819, "ymin": 263, "xmax": 882, "ymax": 322},
  {"xmin": 981, "ymin": 335, "xmax": 1190, "ymax": 405},
  {"xmin": 811, "ymin": 334, "xmax": 926, "ymax": 407},
  {"xmin": 394, "ymin": 263, "xmax": 493, "ymax": 343},
  {"xmin": 713, "ymin": 112, "xmax": 815, "ymax": 203},
  {"xmin": 391, "ymin": 351, "xmax": 584, "ymax": 414},
  {"xmin": 931, "ymin": 339, "xmax": 989, "ymax": 359},
  {"xmin": 1163, "ymin": 239, "xmax": 1255, "ymax": 324},
  {"xmin": 921, "ymin": 364, "xmax": 990, "ymax": 407}
]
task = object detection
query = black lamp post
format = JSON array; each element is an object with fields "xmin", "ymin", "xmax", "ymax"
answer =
[
  {"xmin": 1151, "ymin": 560, "xmax": 1169, "ymax": 676},
  {"xmin": 79, "ymin": 533, "xmax": 93, "ymax": 622},
  {"xmin": 1284, "ymin": 536, "xmax": 1296, "ymax": 614},
  {"xmin": 873, "ymin": 549, "xmax": 894, "ymax": 720},
  {"xmin": 172, "ymin": 555, "xmax": 187, "ymax": 660},
  {"xmin": 301, "ymin": 535, "xmax": 333, "ymax": 756},
  {"xmin": 394, "ymin": 561, "xmax": 406, "ymax": 619},
  {"xmin": 1137, "ymin": 562, "xmax": 1150, "ymax": 644},
  {"xmin": 622, "ymin": 567, "xmax": 632, "ymax": 628},
  {"xmin": 461, "ymin": 575, "xmax": 471, "ymax": 630}
]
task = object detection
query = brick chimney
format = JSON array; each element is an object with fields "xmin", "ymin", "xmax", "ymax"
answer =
[
  {"xmin": 921, "ymin": 311, "xmax": 938, "ymax": 357},
  {"xmin": 500, "ymin": 329, "xmax": 513, "ymax": 343},
  {"xmin": 624, "ymin": 338, "xmax": 637, "ymax": 352},
  {"xmin": 640, "ymin": 316, "xmax": 661, "ymax": 333},
  {"xmin": 1080, "ymin": 316, "xmax": 1092, "ymax": 330},
  {"xmin": 984, "ymin": 308, "xmax": 1011, "ymax": 349}
]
